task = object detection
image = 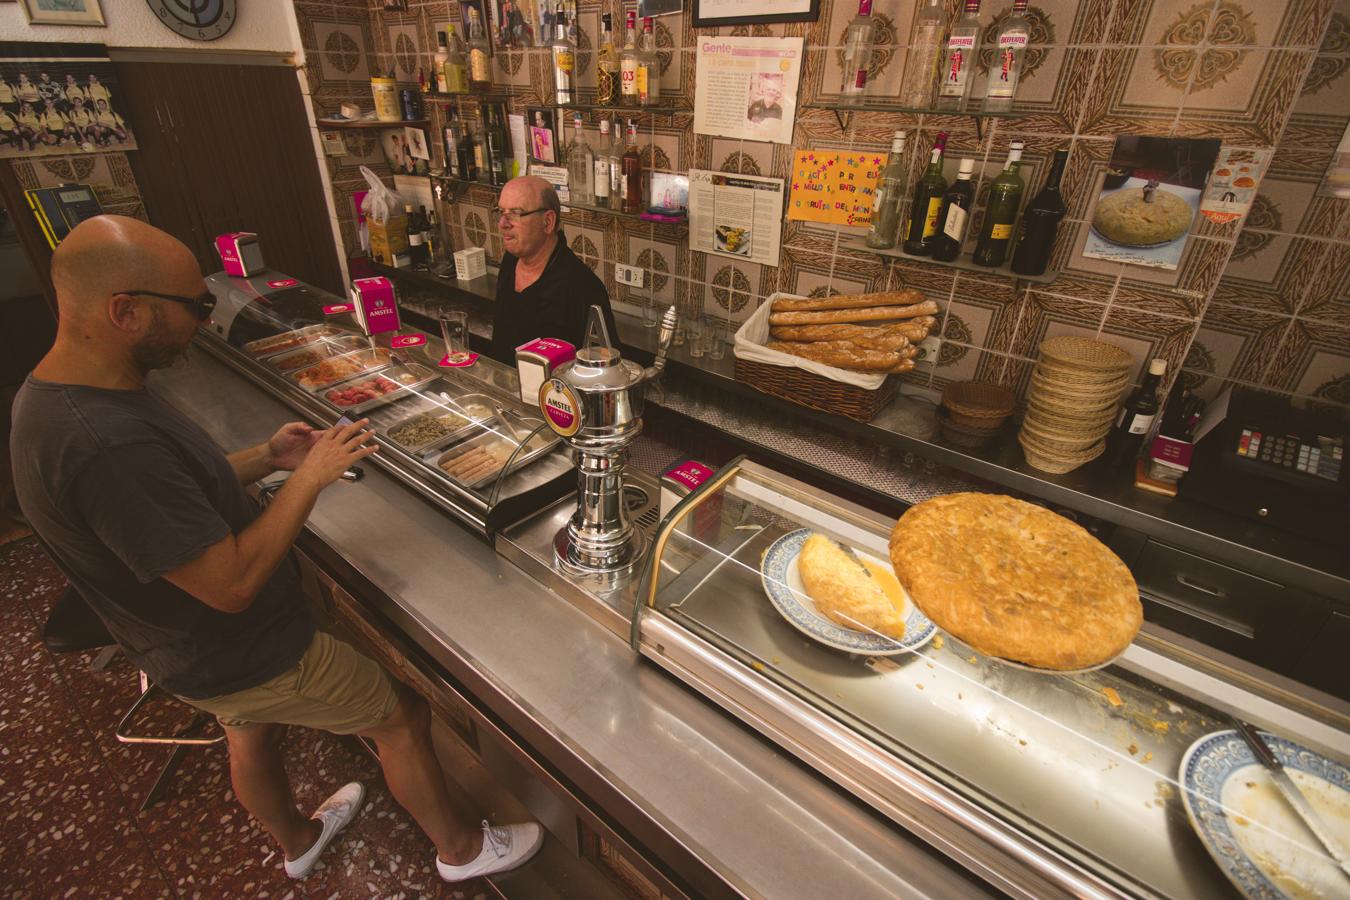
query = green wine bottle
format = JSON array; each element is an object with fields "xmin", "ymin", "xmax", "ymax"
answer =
[
  {"xmin": 902, "ymin": 131, "xmax": 949, "ymax": 256},
  {"xmin": 973, "ymin": 140, "xmax": 1024, "ymax": 266}
]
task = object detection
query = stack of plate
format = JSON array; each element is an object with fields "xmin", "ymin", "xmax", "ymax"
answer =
[{"xmin": 1019, "ymin": 336, "xmax": 1133, "ymax": 473}]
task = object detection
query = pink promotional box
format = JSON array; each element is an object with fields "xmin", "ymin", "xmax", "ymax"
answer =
[
  {"xmin": 515, "ymin": 337, "xmax": 576, "ymax": 405},
  {"xmin": 660, "ymin": 460, "xmax": 720, "ymax": 535},
  {"xmin": 349, "ymin": 276, "xmax": 401, "ymax": 336},
  {"xmin": 214, "ymin": 232, "xmax": 264, "ymax": 277}
]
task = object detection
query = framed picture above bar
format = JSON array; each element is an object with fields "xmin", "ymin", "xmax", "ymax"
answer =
[
  {"xmin": 692, "ymin": 0, "xmax": 819, "ymax": 27},
  {"xmin": 19, "ymin": 0, "xmax": 106, "ymax": 27}
]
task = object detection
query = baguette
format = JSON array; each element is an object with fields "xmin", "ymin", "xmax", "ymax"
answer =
[
  {"xmin": 772, "ymin": 290, "xmax": 927, "ymax": 313},
  {"xmin": 769, "ymin": 300, "xmax": 939, "ymax": 326},
  {"xmin": 770, "ymin": 320, "xmax": 933, "ymax": 350},
  {"xmin": 768, "ymin": 340, "xmax": 907, "ymax": 372}
]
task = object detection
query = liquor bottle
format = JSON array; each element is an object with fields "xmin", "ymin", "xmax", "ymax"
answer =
[
  {"xmin": 443, "ymin": 118, "xmax": 463, "ymax": 179},
  {"xmin": 551, "ymin": 4, "xmax": 576, "ymax": 105},
  {"xmin": 484, "ymin": 103, "xmax": 510, "ymax": 185},
  {"xmin": 619, "ymin": 11, "xmax": 639, "ymax": 107},
  {"xmin": 567, "ymin": 114, "xmax": 595, "ymax": 205},
  {"xmin": 424, "ymin": 206, "xmax": 439, "ymax": 264},
  {"xmin": 937, "ymin": 0, "xmax": 981, "ymax": 110},
  {"xmin": 864, "ymin": 130, "xmax": 908, "ymax": 249},
  {"xmin": 607, "ymin": 118, "xmax": 626, "ymax": 203},
  {"xmin": 592, "ymin": 119, "xmax": 613, "ymax": 209},
  {"xmin": 985, "ymin": 0, "xmax": 1029, "ymax": 111},
  {"xmin": 637, "ymin": 16, "xmax": 660, "ymax": 106},
  {"xmin": 930, "ymin": 158, "xmax": 976, "ymax": 262},
  {"xmin": 471, "ymin": 113, "xmax": 488, "ymax": 182},
  {"xmin": 973, "ymin": 140, "xmax": 1025, "ymax": 266},
  {"xmin": 897, "ymin": 0, "xmax": 945, "ymax": 108},
  {"xmin": 444, "ymin": 26, "xmax": 469, "ymax": 94},
  {"xmin": 596, "ymin": 13, "xmax": 619, "ymax": 106},
  {"xmin": 418, "ymin": 67, "xmax": 428, "ymax": 95},
  {"xmin": 405, "ymin": 204, "xmax": 426, "ymax": 266},
  {"xmin": 467, "ymin": 7, "xmax": 492, "ymax": 93},
  {"xmin": 1010, "ymin": 148, "xmax": 1069, "ymax": 276},
  {"xmin": 901, "ymin": 131, "xmax": 948, "ymax": 256},
  {"xmin": 840, "ymin": 0, "xmax": 874, "ymax": 104},
  {"xmin": 621, "ymin": 119, "xmax": 642, "ymax": 213},
  {"xmin": 434, "ymin": 31, "xmax": 450, "ymax": 93},
  {"xmin": 418, "ymin": 204, "xmax": 433, "ymax": 260},
  {"xmin": 1110, "ymin": 359, "xmax": 1167, "ymax": 468}
]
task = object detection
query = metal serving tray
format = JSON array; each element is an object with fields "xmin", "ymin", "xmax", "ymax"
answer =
[
  {"xmin": 288, "ymin": 347, "xmax": 394, "ymax": 391},
  {"xmin": 320, "ymin": 364, "xmax": 440, "ymax": 416},
  {"xmin": 433, "ymin": 413, "xmax": 560, "ymax": 490},
  {"xmin": 377, "ymin": 391, "xmax": 496, "ymax": 455},
  {"xmin": 243, "ymin": 324, "xmax": 347, "ymax": 359},
  {"xmin": 269, "ymin": 335, "xmax": 369, "ymax": 372}
]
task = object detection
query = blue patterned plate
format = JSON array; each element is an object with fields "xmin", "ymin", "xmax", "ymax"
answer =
[
  {"xmin": 759, "ymin": 529, "xmax": 935, "ymax": 656},
  {"xmin": 1180, "ymin": 729, "xmax": 1350, "ymax": 899}
]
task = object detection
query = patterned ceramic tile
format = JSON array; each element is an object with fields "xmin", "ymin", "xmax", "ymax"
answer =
[
  {"xmin": 1197, "ymin": 302, "xmax": 1295, "ymax": 382},
  {"xmin": 1004, "ymin": 289, "xmax": 1112, "ymax": 362},
  {"xmin": 1212, "ymin": 234, "xmax": 1326, "ymax": 315}
]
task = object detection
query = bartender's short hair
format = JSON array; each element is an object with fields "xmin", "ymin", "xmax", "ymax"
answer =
[{"xmin": 540, "ymin": 183, "xmax": 561, "ymax": 229}]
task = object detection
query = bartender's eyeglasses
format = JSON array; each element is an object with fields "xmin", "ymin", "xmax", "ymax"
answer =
[
  {"xmin": 492, "ymin": 206, "xmax": 549, "ymax": 223},
  {"xmin": 118, "ymin": 289, "xmax": 217, "ymax": 321}
]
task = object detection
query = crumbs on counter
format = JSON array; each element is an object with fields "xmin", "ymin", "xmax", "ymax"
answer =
[
  {"xmin": 1143, "ymin": 752, "xmax": 1154, "ymax": 762},
  {"xmin": 932, "ymin": 634, "xmax": 945, "ymax": 650},
  {"xmin": 1102, "ymin": 687, "xmax": 1123, "ymax": 707},
  {"xmin": 916, "ymin": 683, "xmax": 925, "ymax": 690},
  {"xmin": 1152, "ymin": 720, "xmax": 1171, "ymax": 734},
  {"xmin": 1128, "ymin": 743, "xmax": 1139, "ymax": 755}
]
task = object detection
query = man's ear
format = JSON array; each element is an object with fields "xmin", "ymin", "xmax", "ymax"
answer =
[{"xmin": 108, "ymin": 293, "xmax": 145, "ymax": 333}]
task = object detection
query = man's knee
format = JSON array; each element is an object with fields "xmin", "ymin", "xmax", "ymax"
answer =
[
  {"xmin": 360, "ymin": 688, "xmax": 429, "ymax": 746},
  {"xmin": 224, "ymin": 721, "xmax": 286, "ymax": 759}
]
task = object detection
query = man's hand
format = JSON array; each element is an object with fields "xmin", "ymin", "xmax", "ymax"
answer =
[
  {"xmin": 266, "ymin": 422, "xmax": 321, "ymax": 471},
  {"xmin": 290, "ymin": 419, "xmax": 379, "ymax": 491}
]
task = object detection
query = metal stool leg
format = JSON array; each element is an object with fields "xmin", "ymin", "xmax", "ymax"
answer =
[
  {"xmin": 141, "ymin": 744, "xmax": 191, "ymax": 811},
  {"xmin": 89, "ymin": 645, "xmax": 118, "ymax": 672}
]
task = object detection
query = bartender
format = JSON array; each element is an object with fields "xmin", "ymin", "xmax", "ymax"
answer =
[{"xmin": 488, "ymin": 175, "xmax": 618, "ymax": 363}]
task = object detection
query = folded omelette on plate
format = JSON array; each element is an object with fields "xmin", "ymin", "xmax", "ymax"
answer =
[{"xmin": 798, "ymin": 533, "xmax": 906, "ymax": 640}]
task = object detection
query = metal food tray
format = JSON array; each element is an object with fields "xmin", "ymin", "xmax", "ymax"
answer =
[
  {"xmin": 288, "ymin": 347, "xmax": 394, "ymax": 392},
  {"xmin": 433, "ymin": 414, "xmax": 560, "ymax": 490},
  {"xmin": 269, "ymin": 335, "xmax": 369, "ymax": 372},
  {"xmin": 379, "ymin": 391, "xmax": 496, "ymax": 454},
  {"xmin": 320, "ymin": 364, "xmax": 440, "ymax": 416},
  {"xmin": 243, "ymin": 324, "xmax": 346, "ymax": 358}
]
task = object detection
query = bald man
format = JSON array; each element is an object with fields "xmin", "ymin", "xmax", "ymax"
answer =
[
  {"xmin": 9, "ymin": 217, "xmax": 543, "ymax": 882},
  {"xmin": 487, "ymin": 175, "xmax": 618, "ymax": 362}
]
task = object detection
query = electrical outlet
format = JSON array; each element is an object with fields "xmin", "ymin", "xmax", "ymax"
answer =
[
  {"xmin": 917, "ymin": 335, "xmax": 942, "ymax": 362},
  {"xmin": 615, "ymin": 263, "xmax": 645, "ymax": 288}
]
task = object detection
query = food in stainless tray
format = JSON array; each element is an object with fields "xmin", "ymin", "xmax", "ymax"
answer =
[
  {"xmin": 326, "ymin": 375, "xmax": 400, "ymax": 407},
  {"xmin": 275, "ymin": 348, "xmax": 325, "ymax": 371},
  {"xmin": 245, "ymin": 328, "xmax": 334, "ymax": 357},
  {"xmin": 387, "ymin": 411, "xmax": 469, "ymax": 448},
  {"xmin": 293, "ymin": 357, "xmax": 364, "ymax": 388},
  {"xmin": 439, "ymin": 444, "xmax": 512, "ymax": 484}
]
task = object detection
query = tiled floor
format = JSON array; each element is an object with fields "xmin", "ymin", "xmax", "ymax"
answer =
[{"xmin": 0, "ymin": 537, "xmax": 494, "ymax": 898}]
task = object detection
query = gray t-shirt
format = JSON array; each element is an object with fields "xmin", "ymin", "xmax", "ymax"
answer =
[{"xmin": 10, "ymin": 375, "xmax": 314, "ymax": 700}]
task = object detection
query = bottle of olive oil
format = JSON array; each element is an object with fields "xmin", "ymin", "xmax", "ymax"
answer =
[{"xmin": 901, "ymin": 131, "xmax": 948, "ymax": 256}]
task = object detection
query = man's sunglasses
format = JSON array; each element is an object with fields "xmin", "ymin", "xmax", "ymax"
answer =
[{"xmin": 117, "ymin": 289, "xmax": 217, "ymax": 321}]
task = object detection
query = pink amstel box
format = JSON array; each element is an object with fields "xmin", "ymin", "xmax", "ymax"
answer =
[
  {"xmin": 349, "ymin": 276, "xmax": 402, "ymax": 336},
  {"xmin": 215, "ymin": 232, "xmax": 264, "ymax": 277},
  {"xmin": 515, "ymin": 337, "xmax": 576, "ymax": 405},
  {"xmin": 660, "ymin": 460, "xmax": 721, "ymax": 535}
]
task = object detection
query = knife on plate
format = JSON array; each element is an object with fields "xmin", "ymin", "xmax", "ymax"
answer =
[{"xmin": 1231, "ymin": 718, "xmax": 1350, "ymax": 878}]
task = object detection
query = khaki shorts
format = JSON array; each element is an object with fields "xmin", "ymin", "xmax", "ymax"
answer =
[{"xmin": 180, "ymin": 631, "xmax": 400, "ymax": 734}]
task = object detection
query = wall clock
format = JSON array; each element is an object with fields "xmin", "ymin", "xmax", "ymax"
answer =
[{"xmin": 145, "ymin": 0, "xmax": 238, "ymax": 42}]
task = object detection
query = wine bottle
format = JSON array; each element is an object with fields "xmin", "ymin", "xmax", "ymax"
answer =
[
  {"xmin": 551, "ymin": 4, "xmax": 576, "ymax": 105},
  {"xmin": 1110, "ymin": 359, "xmax": 1167, "ymax": 467},
  {"xmin": 1010, "ymin": 148, "xmax": 1069, "ymax": 276},
  {"xmin": 596, "ymin": 13, "xmax": 619, "ymax": 106},
  {"xmin": 840, "ymin": 0, "xmax": 874, "ymax": 104},
  {"xmin": 864, "ymin": 130, "xmax": 908, "ymax": 249},
  {"xmin": 936, "ymin": 0, "xmax": 981, "ymax": 111},
  {"xmin": 930, "ymin": 158, "xmax": 976, "ymax": 262},
  {"xmin": 405, "ymin": 203, "xmax": 426, "ymax": 266},
  {"xmin": 902, "ymin": 131, "xmax": 948, "ymax": 256},
  {"xmin": 984, "ymin": 0, "xmax": 1029, "ymax": 111},
  {"xmin": 897, "ymin": 0, "xmax": 944, "ymax": 108},
  {"xmin": 973, "ymin": 140, "xmax": 1024, "ymax": 267}
]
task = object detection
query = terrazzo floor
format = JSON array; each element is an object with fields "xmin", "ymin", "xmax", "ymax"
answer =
[{"xmin": 0, "ymin": 537, "xmax": 498, "ymax": 898}]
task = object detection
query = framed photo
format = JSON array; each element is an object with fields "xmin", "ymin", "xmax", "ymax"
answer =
[
  {"xmin": 489, "ymin": 0, "xmax": 537, "ymax": 50},
  {"xmin": 19, "ymin": 0, "xmax": 106, "ymax": 27},
  {"xmin": 691, "ymin": 0, "xmax": 818, "ymax": 28},
  {"xmin": 0, "ymin": 41, "xmax": 135, "ymax": 158},
  {"xmin": 525, "ymin": 106, "xmax": 557, "ymax": 166}
]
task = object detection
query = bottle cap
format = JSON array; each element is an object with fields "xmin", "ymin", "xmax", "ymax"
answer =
[
  {"xmin": 1148, "ymin": 359, "xmax": 1167, "ymax": 376},
  {"xmin": 958, "ymin": 158, "xmax": 975, "ymax": 175},
  {"xmin": 1010, "ymin": 140, "xmax": 1025, "ymax": 150}
]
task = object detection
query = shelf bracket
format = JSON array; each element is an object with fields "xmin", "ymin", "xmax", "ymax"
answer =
[{"xmin": 833, "ymin": 109, "xmax": 851, "ymax": 133}]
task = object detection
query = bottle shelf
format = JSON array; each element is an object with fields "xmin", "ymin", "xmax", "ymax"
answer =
[
  {"xmin": 556, "ymin": 100, "xmax": 683, "ymax": 116},
  {"xmin": 424, "ymin": 91, "xmax": 518, "ymax": 102},
  {"xmin": 429, "ymin": 173, "xmax": 685, "ymax": 226},
  {"xmin": 803, "ymin": 100, "xmax": 1024, "ymax": 118},
  {"xmin": 317, "ymin": 117, "xmax": 429, "ymax": 130},
  {"xmin": 840, "ymin": 237, "xmax": 1058, "ymax": 285}
]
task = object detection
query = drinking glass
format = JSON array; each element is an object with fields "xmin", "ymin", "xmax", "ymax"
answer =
[
  {"xmin": 707, "ymin": 319, "xmax": 727, "ymax": 360},
  {"xmin": 673, "ymin": 322, "xmax": 687, "ymax": 346},
  {"xmin": 688, "ymin": 320, "xmax": 706, "ymax": 357},
  {"xmin": 642, "ymin": 301, "xmax": 660, "ymax": 328},
  {"xmin": 439, "ymin": 310, "xmax": 471, "ymax": 363}
]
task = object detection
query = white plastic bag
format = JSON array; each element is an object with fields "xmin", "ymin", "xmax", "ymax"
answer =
[{"xmin": 358, "ymin": 165, "xmax": 402, "ymax": 225}]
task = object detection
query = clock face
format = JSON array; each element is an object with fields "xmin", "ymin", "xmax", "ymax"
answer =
[{"xmin": 145, "ymin": 0, "xmax": 239, "ymax": 42}]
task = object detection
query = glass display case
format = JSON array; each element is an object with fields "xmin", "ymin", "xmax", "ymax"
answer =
[
  {"xmin": 198, "ymin": 272, "xmax": 573, "ymax": 535},
  {"xmin": 633, "ymin": 458, "xmax": 1350, "ymax": 899}
]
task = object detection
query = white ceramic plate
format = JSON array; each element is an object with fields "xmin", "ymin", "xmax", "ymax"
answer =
[
  {"xmin": 1180, "ymin": 728, "xmax": 1350, "ymax": 899},
  {"xmin": 759, "ymin": 529, "xmax": 935, "ymax": 656}
]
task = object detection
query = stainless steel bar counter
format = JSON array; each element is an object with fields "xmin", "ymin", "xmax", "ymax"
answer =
[{"xmin": 149, "ymin": 344, "xmax": 992, "ymax": 899}]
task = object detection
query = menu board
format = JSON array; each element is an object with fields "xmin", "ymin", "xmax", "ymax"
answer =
[{"xmin": 787, "ymin": 150, "xmax": 884, "ymax": 227}]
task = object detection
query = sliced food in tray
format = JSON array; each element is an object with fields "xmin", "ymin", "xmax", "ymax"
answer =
[
  {"xmin": 290, "ymin": 348, "xmax": 393, "ymax": 390},
  {"xmin": 270, "ymin": 335, "xmax": 369, "ymax": 372},
  {"xmin": 323, "ymin": 364, "xmax": 438, "ymax": 413},
  {"xmin": 435, "ymin": 414, "xmax": 559, "ymax": 489},
  {"xmin": 377, "ymin": 392, "xmax": 494, "ymax": 454},
  {"xmin": 243, "ymin": 325, "xmax": 346, "ymax": 358}
]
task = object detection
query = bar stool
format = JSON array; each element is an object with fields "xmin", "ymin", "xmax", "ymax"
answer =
[{"xmin": 41, "ymin": 586, "xmax": 225, "ymax": 810}]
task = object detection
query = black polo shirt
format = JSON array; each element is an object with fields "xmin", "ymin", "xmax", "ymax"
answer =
[{"xmin": 489, "ymin": 232, "xmax": 617, "ymax": 363}]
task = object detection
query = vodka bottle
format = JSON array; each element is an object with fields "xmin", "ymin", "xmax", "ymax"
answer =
[
  {"xmin": 567, "ymin": 114, "xmax": 595, "ymax": 205},
  {"xmin": 897, "ymin": 0, "xmax": 944, "ymax": 108},
  {"xmin": 593, "ymin": 119, "xmax": 614, "ymax": 209},
  {"xmin": 865, "ymin": 131, "xmax": 908, "ymax": 249},
  {"xmin": 637, "ymin": 16, "xmax": 660, "ymax": 106},
  {"xmin": 840, "ymin": 0, "xmax": 874, "ymax": 104},
  {"xmin": 551, "ymin": 4, "xmax": 576, "ymax": 105}
]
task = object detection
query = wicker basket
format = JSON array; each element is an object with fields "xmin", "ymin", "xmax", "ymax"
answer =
[
  {"xmin": 1019, "ymin": 433, "xmax": 1105, "ymax": 474},
  {"xmin": 735, "ymin": 357, "xmax": 896, "ymax": 421},
  {"xmin": 1038, "ymin": 336, "xmax": 1134, "ymax": 372}
]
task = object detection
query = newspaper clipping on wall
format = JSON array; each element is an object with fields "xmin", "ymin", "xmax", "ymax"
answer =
[
  {"xmin": 694, "ymin": 36, "xmax": 803, "ymax": 145},
  {"xmin": 688, "ymin": 168, "xmax": 785, "ymax": 267}
]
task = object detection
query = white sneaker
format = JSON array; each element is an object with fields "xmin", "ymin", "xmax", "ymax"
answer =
[
  {"xmin": 283, "ymin": 782, "xmax": 366, "ymax": 879},
  {"xmin": 436, "ymin": 820, "xmax": 544, "ymax": 882}
]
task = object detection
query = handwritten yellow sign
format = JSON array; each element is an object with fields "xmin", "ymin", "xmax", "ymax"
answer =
[{"xmin": 787, "ymin": 149, "xmax": 885, "ymax": 227}]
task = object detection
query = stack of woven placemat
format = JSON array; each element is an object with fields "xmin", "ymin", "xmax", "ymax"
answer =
[{"xmin": 1019, "ymin": 336, "xmax": 1133, "ymax": 473}]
